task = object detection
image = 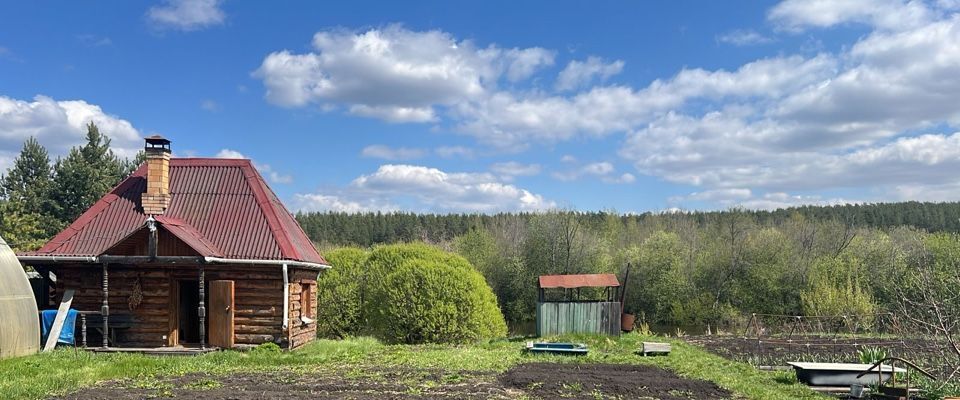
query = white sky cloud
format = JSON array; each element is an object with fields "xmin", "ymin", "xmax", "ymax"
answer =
[
  {"xmin": 254, "ymin": 26, "xmax": 495, "ymax": 115},
  {"xmin": 768, "ymin": 0, "xmax": 936, "ymax": 32},
  {"xmin": 716, "ymin": 29, "xmax": 774, "ymax": 46},
  {"xmin": 0, "ymin": 94, "xmax": 142, "ymax": 159},
  {"xmin": 435, "ymin": 145, "xmax": 475, "ymax": 159},
  {"xmin": 670, "ymin": 188, "xmax": 856, "ymax": 211},
  {"xmin": 603, "ymin": 173, "xmax": 636, "ymax": 184},
  {"xmin": 552, "ymin": 161, "xmax": 633, "ymax": 184},
  {"xmin": 503, "ymin": 47, "xmax": 556, "ymax": 82},
  {"xmin": 215, "ymin": 148, "xmax": 293, "ymax": 184},
  {"xmin": 490, "ymin": 161, "xmax": 541, "ymax": 180},
  {"xmin": 147, "ymin": 0, "xmax": 225, "ymax": 32},
  {"xmin": 295, "ymin": 164, "xmax": 555, "ymax": 213},
  {"xmin": 361, "ymin": 145, "xmax": 427, "ymax": 160},
  {"xmin": 293, "ymin": 193, "xmax": 397, "ymax": 213},
  {"xmin": 555, "ymin": 56, "xmax": 624, "ymax": 91}
]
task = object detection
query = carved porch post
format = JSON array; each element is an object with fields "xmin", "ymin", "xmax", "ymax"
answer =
[
  {"xmin": 199, "ymin": 265, "xmax": 206, "ymax": 349},
  {"xmin": 101, "ymin": 262, "xmax": 109, "ymax": 348}
]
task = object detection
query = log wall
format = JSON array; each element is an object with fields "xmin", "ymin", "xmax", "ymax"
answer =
[
  {"xmin": 287, "ymin": 268, "xmax": 319, "ymax": 349},
  {"xmin": 51, "ymin": 264, "xmax": 286, "ymax": 348}
]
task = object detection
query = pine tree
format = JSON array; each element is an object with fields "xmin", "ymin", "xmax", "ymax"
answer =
[
  {"xmin": 50, "ymin": 122, "xmax": 128, "ymax": 225},
  {"xmin": 1, "ymin": 137, "xmax": 53, "ymax": 211},
  {"xmin": 0, "ymin": 137, "xmax": 58, "ymax": 246}
]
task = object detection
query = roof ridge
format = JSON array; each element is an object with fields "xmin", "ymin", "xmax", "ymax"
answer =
[
  {"xmin": 239, "ymin": 162, "xmax": 301, "ymax": 260},
  {"xmin": 169, "ymin": 158, "xmax": 252, "ymax": 167}
]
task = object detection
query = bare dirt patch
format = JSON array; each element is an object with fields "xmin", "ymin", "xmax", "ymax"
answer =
[
  {"xmin": 50, "ymin": 362, "xmax": 733, "ymax": 399},
  {"xmin": 686, "ymin": 335, "xmax": 948, "ymax": 375},
  {"xmin": 499, "ymin": 362, "xmax": 733, "ymax": 400}
]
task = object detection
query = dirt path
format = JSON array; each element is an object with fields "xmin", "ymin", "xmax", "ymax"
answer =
[{"xmin": 51, "ymin": 362, "xmax": 733, "ymax": 399}]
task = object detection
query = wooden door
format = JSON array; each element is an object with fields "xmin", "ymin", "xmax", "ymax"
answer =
[{"xmin": 208, "ymin": 280, "xmax": 234, "ymax": 348}]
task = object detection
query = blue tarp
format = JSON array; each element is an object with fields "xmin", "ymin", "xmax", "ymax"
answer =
[{"xmin": 40, "ymin": 309, "xmax": 77, "ymax": 346}]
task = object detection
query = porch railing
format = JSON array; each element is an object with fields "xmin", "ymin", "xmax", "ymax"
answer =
[{"xmin": 38, "ymin": 310, "xmax": 101, "ymax": 348}]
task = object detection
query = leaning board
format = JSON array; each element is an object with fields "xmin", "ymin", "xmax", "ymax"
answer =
[{"xmin": 42, "ymin": 289, "xmax": 74, "ymax": 352}]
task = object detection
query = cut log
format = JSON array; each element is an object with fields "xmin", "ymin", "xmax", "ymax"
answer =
[{"xmin": 235, "ymin": 334, "xmax": 276, "ymax": 343}]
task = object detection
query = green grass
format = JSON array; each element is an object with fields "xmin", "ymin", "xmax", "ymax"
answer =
[{"xmin": 0, "ymin": 334, "xmax": 826, "ymax": 400}]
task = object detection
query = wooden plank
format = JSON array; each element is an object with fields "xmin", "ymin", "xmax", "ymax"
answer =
[
  {"xmin": 209, "ymin": 280, "xmax": 235, "ymax": 348},
  {"xmin": 641, "ymin": 342, "xmax": 671, "ymax": 356},
  {"xmin": 43, "ymin": 289, "xmax": 75, "ymax": 352}
]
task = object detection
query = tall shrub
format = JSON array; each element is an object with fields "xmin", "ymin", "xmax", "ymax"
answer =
[
  {"xmin": 316, "ymin": 247, "xmax": 369, "ymax": 338},
  {"xmin": 364, "ymin": 243, "xmax": 471, "ymax": 316},
  {"xmin": 379, "ymin": 259, "xmax": 507, "ymax": 344},
  {"xmin": 329, "ymin": 242, "xmax": 508, "ymax": 343},
  {"xmin": 801, "ymin": 257, "xmax": 876, "ymax": 318}
]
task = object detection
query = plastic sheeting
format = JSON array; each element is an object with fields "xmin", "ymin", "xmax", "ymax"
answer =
[
  {"xmin": 0, "ymin": 235, "xmax": 40, "ymax": 358},
  {"xmin": 40, "ymin": 309, "xmax": 77, "ymax": 346}
]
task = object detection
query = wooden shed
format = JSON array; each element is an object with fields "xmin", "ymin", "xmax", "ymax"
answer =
[
  {"xmin": 18, "ymin": 136, "xmax": 329, "ymax": 350},
  {"xmin": 536, "ymin": 274, "xmax": 621, "ymax": 336}
]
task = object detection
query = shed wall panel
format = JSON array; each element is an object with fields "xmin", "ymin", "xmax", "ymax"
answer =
[{"xmin": 536, "ymin": 302, "xmax": 621, "ymax": 336}]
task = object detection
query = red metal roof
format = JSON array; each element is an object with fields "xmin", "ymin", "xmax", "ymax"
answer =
[
  {"xmin": 24, "ymin": 158, "xmax": 327, "ymax": 265},
  {"xmin": 538, "ymin": 274, "xmax": 620, "ymax": 289},
  {"xmin": 154, "ymin": 215, "xmax": 223, "ymax": 257}
]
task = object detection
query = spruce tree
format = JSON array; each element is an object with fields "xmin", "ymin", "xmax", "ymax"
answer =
[
  {"xmin": 1, "ymin": 136, "xmax": 53, "ymax": 211},
  {"xmin": 50, "ymin": 122, "xmax": 128, "ymax": 225},
  {"xmin": 0, "ymin": 137, "xmax": 57, "ymax": 246}
]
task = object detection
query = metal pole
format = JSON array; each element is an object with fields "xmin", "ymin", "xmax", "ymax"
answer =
[
  {"xmin": 199, "ymin": 265, "xmax": 206, "ymax": 349},
  {"xmin": 101, "ymin": 263, "xmax": 109, "ymax": 348}
]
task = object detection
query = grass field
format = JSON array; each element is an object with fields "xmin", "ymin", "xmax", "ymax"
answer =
[{"xmin": 0, "ymin": 333, "xmax": 826, "ymax": 400}]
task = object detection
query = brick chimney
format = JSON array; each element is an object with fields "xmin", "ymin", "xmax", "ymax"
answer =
[{"xmin": 142, "ymin": 135, "xmax": 171, "ymax": 215}]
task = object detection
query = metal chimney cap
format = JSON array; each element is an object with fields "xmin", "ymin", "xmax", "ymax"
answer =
[
  {"xmin": 145, "ymin": 135, "xmax": 170, "ymax": 145},
  {"xmin": 144, "ymin": 135, "xmax": 171, "ymax": 152}
]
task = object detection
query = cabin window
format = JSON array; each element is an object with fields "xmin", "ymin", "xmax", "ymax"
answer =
[{"xmin": 301, "ymin": 283, "xmax": 315, "ymax": 319}]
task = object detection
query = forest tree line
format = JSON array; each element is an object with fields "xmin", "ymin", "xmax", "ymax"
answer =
[
  {"xmin": 296, "ymin": 201, "xmax": 960, "ymax": 248},
  {"xmin": 303, "ymin": 209, "xmax": 960, "ymax": 330}
]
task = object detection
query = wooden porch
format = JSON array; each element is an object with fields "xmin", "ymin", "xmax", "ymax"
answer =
[{"xmin": 36, "ymin": 258, "xmax": 242, "ymax": 350}]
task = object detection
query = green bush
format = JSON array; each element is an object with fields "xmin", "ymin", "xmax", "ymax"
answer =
[
  {"xmin": 364, "ymin": 243, "xmax": 472, "ymax": 319},
  {"xmin": 317, "ymin": 243, "xmax": 507, "ymax": 344},
  {"xmin": 379, "ymin": 258, "xmax": 508, "ymax": 344},
  {"xmin": 316, "ymin": 247, "xmax": 369, "ymax": 338}
]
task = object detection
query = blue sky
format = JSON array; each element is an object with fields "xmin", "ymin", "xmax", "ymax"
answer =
[{"xmin": 1, "ymin": 0, "xmax": 959, "ymax": 213}]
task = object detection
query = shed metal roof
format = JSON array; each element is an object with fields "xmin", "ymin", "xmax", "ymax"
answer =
[
  {"xmin": 22, "ymin": 158, "xmax": 326, "ymax": 265},
  {"xmin": 538, "ymin": 273, "xmax": 620, "ymax": 289}
]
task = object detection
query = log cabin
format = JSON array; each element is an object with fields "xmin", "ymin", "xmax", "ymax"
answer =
[{"xmin": 18, "ymin": 136, "xmax": 329, "ymax": 350}]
